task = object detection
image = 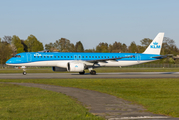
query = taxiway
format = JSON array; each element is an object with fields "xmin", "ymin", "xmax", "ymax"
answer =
[{"xmin": 0, "ymin": 72, "xmax": 179, "ymax": 79}]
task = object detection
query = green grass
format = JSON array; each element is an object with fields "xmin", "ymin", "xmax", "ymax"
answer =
[
  {"xmin": 1, "ymin": 78, "xmax": 179, "ymax": 117},
  {"xmin": 0, "ymin": 83, "xmax": 104, "ymax": 120},
  {"xmin": 1, "ymin": 68, "xmax": 179, "ymax": 73}
]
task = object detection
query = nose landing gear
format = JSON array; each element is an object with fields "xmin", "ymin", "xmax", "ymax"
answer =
[
  {"xmin": 23, "ymin": 71, "xmax": 27, "ymax": 75},
  {"xmin": 21, "ymin": 66, "xmax": 27, "ymax": 75}
]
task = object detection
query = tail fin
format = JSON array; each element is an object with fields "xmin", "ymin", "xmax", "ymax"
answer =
[{"xmin": 143, "ymin": 33, "xmax": 164, "ymax": 55}]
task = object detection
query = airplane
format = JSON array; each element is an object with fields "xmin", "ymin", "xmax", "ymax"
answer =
[{"xmin": 6, "ymin": 33, "xmax": 166, "ymax": 75}]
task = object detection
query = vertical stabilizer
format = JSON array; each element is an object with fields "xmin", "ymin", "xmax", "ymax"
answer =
[{"xmin": 143, "ymin": 33, "xmax": 164, "ymax": 55}]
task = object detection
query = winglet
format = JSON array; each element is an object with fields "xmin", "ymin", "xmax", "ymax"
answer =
[{"xmin": 143, "ymin": 33, "xmax": 164, "ymax": 55}]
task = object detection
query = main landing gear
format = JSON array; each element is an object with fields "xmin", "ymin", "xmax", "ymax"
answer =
[
  {"xmin": 88, "ymin": 67, "xmax": 96, "ymax": 75},
  {"xmin": 78, "ymin": 69, "xmax": 96, "ymax": 75},
  {"xmin": 90, "ymin": 70, "xmax": 96, "ymax": 75}
]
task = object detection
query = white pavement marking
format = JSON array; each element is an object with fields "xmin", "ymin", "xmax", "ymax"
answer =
[{"xmin": 109, "ymin": 116, "xmax": 169, "ymax": 120}]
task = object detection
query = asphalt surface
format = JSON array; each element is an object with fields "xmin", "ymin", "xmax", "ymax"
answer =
[
  {"xmin": 7, "ymin": 82, "xmax": 177, "ymax": 120},
  {"xmin": 1, "ymin": 72, "xmax": 179, "ymax": 79}
]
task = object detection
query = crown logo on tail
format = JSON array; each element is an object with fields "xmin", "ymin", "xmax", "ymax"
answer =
[{"xmin": 150, "ymin": 41, "xmax": 160, "ymax": 49}]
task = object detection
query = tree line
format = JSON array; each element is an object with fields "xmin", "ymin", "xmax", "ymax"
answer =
[
  {"xmin": 45, "ymin": 37, "xmax": 179, "ymax": 56},
  {"xmin": 0, "ymin": 35, "xmax": 43, "ymax": 65},
  {"xmin": 0, "ymin": 35, "xmax": 179, "ymax": 65}
]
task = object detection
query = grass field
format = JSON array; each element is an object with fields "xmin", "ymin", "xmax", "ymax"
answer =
[
  {"xmin": 1, "ymin": 67, "xmax": 179, "ymax": 73},
  {"xmin": 0, "ymin": 83, "xmax": 104, "ymax": 120},
  {"xmin": 1, "ymin": 78, "xmax": 179, "ymax": 118}
]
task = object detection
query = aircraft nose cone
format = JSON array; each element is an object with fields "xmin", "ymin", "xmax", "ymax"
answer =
[{"xmin": 6, "ymin": 59, "xmax": 12, "ymax": 64}]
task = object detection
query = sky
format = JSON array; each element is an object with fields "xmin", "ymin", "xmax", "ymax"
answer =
[{"xmin": 0, "ymin": 0, "xmax": 179, "ymax": 49}]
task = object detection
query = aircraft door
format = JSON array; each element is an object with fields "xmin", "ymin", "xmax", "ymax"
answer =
[
  {"xmin": 74, "ymin": 55, "xmax": 81, "ymax": 60},
  {"xmin": 137, "ymin": 54, "xmax": 141, "ymax": 63},
  {"xmin": 27, "ymin": 53, "xmax": 32, "ymax": 62}
]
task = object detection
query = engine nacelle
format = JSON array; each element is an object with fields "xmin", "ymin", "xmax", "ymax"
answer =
[
  {"xmin": 67, "ymin": 62, "xmax": 85, "ymax": 72},
  {"xmin": 52, "ymin": 67, "xmax": 67, "ymax": 72}
]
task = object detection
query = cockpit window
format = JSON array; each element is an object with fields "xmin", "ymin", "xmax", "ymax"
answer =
[{"xmin": 14, "ymin": 55, "xmax": 21, "ymax": 58}]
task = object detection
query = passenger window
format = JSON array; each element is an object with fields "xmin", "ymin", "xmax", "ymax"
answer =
[
  {"xmin": 64, "ymin": 56, "xmax": 66, "ymax": 58},
  {"xmin": 95, "ymin": 56, "xmax": 97, "ymax": 58},
  {"xmin": 38, "ymin": 56, "xmax": 39, "ymax": 58},
  {"xmin": 108, "ymin": 56, "xmax": 109, "ymax": 58},
  {"xmin": 71, "ymin": 56, "xmax": 73, "ymax": 58},
  {"xmin": 82, "ymin": 56, "xmax": 84, "ymax": 58},
  {"xmin": 79, "ymin": 56, "xmax": 81, "ymax": 58},
  {"xmin": 44, "ymin": 56, "xmax": 46, "ymax": 58},
  {"xmin": 89, "ymin": 56, "xmax": 91, "ymax": 58},
  {"xmin": 75, "ymin": 56, "xmax": 77, "ymax": 58},
  {"xmin": 58, "ymin": 56, "xmax": 59, "ymax": 58},
  {"xmin": 98, "ymin": 56, "xmax": 100, "ymax": 58},
  {"xmin": 34, "ymin": 56, "xmax": 36, "ymax": 58},
  {"xmin": 92, "ymin": 56, "xmax": 94, "ymax": 58},
  {"xmin": 41, "ymin": 56, "xmax": 42, "ymax": 58},
  {"xmin": 61, "ymin": 56, "xmax": 63, "ymax": 58},
  {"xmin": 54, "ymin": 56, "xmax": 56, "ymax": 58},
  {"xmin": 47, "ymin": 56, "xmax": 49, "ymax": 58},
  {"xmin": 68, "ymin": 56, "xmax": 69, "ymax": 58},
  {"xmin": 105, "ymin": 56, "xmax": 106, "ymax": 58},
  {"xmin": 86, "ymin": 56, "xmax": 88, "ymax": 58},
  {"xmin": 102, "ymin": 56, "xmax": 103, "ymax": 58},
  {"xmin": 51, "ymin": 56, "xmax": 52, "ymax": 58}
]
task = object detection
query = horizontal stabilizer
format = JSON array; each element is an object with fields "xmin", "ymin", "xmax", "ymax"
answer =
[{"xmin": 152, "ymin": 55, "xmax": 168, "ymax": 59}]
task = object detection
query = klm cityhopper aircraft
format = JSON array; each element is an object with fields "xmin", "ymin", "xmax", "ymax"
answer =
[{"xmin": 6, "ymin": 33, "xmax": 166, "ymax": 75}]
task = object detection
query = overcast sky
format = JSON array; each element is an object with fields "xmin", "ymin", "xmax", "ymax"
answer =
[{"xmin": 0, "ymin": 0, "xmax": 179, "ymax": 49}]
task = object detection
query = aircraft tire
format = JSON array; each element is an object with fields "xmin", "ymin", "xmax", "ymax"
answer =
[
  {"xmin": 79, "ymin": 71, "xmax": 85, "ymax": 75},
  {"xmin": 23, "ymin": 71, "xmax": 27, "ymax": 75},
  {"xmin": 90, "ymin": 70, "xmax": 96, "ymax": 75}
]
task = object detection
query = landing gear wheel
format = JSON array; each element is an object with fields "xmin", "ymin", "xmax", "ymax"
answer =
[
  {"xmin": 23, "ymin": 71, "xmax": 27, "ymax": 75},
  {"xmin": 79, "ymin": 71, "xmax": 85, "ymax": 75},
  {"xmin": 90, "ymin": 70, "xmax": 96, "ymax": 75}
]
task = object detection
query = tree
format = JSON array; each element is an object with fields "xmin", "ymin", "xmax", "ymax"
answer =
[
  {"xmin": 25, "ymin": 35, "xmax": 43, "ymax": 52},
  {"xmin": 75, "ymin": 41, "xmax": 84, "ymax": 52},
  {"xmin": 85, "ymin": 48, "xmax": 95, "ymax": 52},
  {"xmin": 161, "ymin": 37, "xmax": 179, "ymax": 55},
  {"xmin": 122, "ymin": 43, "xmax": 128, "ymax": 53},
  {"xmin": 11, "ymin": 35, "xmax": 25, "ymax": 53},
  {"xmin": 54, "ymin": 38, "xmax": 74, "ymax": 52},
  {"xmin": 140, "ymin": 38, "xmax": 152, "ymax": 48},
  {"xmin": 96, "ymin": 42, "xmax": 109, "ymax": 53},
  {"xmin": 3, "ymin": 36, "xmax": 12, "ymax": 44},
  {"xmin": 45, "ymin": 42, "xmax": 57, "ymax": 51},
  {"xmin": 128, "ymin": 41, "xmax": 138, "ymax": 53},
  {"xmin": 0, "ymin": 38, "xmax": 12, "ymax": 65}
]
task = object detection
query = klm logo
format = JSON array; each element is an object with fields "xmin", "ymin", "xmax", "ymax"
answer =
[
  {"xmin": 150, "ymin": 42, "xmax": 160, "ymax": 49},
  {"xmin": 34, "ymin": 53, "xmax": 42, "ymax": 56},
  {"xmin": 75, "ymin": 65, "xmax": 78, "ymax": 67}
]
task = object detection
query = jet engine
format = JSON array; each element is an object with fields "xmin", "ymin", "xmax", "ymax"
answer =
[
  {"xmin": 67, "ymin": 62, "xmax": 85, "ymax": 72},
  {"xmin": 52, "ymin": 67, "xmax": 67, "ymax": 72}
]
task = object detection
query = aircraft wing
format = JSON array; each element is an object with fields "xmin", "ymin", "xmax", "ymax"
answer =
[
  {"xmin": 152, "ymin": 55, "xmax": 168, "ymax": 59},
  {"xmin": 86, "ymin": 55, "xmax": 135, "ymax": 63}
]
